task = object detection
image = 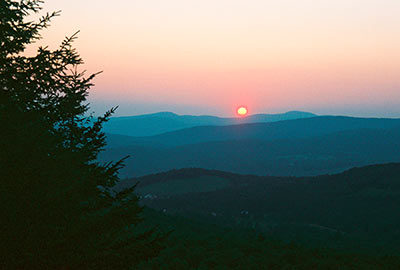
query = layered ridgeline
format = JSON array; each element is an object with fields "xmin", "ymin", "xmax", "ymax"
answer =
[
  {"xmin": 100, "ymin": 116, "xmax": 400, "ymax": 177},
  {"xmin": 119, "ymin": 163, "xmax": 400, "ymax": 254},
  {"xmin": 102, "ymin": 111, "xmax": 316, "ymax": 137}
]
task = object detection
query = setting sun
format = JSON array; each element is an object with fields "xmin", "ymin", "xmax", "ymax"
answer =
[{"xmin": 237, "ymin": 107, "xmax": 248, "ymax": 117}]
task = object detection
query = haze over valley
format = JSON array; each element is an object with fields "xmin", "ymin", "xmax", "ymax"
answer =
[{"xmin": 100, "ymin": 112, "xmax": 400, "ymax": 178}]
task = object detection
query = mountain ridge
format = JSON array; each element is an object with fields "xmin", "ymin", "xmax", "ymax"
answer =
[
  {"xmin": 117, "ymin": 162, "xmax": 400, "ymax": 190},
  {"xmin": 118, "ymin": 115, "xmax": 400, "ymax": 147},
  {"xmin": 102, "ymin": 111, "xmax": 316, "ymax": 137},
  {"xmin": 100, "ymin": 116, "xmax": 400, "ymax": 178}
]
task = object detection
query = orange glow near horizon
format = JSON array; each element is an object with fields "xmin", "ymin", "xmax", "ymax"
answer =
[{"xmin": 24, "ymin": 0, "xmax": 400, "ymax": 117}]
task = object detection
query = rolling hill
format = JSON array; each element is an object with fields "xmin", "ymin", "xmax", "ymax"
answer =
[
  {"xmin": 100, "ymin": 120, "xmax": 400, "ymax": 177},
  {"xmin": 117, "ymin": 163, "xmax": 400, "ymax": 251},
  {"xmin": 119, "ymin": 116, "xmax": 400, "ymax": 147},
  {"xmin": 102, "ymin": 111, "xmax": 316, "ymax": 137}
]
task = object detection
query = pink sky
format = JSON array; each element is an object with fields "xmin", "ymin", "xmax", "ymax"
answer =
[{"xmin": 27, "ymin": 0, "xmax": 400, "ymax": 117}]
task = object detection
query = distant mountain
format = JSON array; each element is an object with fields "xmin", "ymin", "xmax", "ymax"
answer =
[
  {"xmin": 117, "ymin": 163, "xmax": 400, "ymax": 249},
  {"xmin": 102, "ymin": 111, "xmax": 316, "ymax": 137},
  {"xmin": 100, "ymin": 126, "xmax": 400, "ymax": 178},
  {"xmin": 104, "ymin": 133, "xmax": 141, "ymax": 148},
  {"xmin": 105, "ymin": 115, "xmax": 400, "ymax": 148}
]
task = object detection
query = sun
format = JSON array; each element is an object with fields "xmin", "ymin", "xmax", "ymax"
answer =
[{"xmin": 237, "ymin": 106, "xmax": 248, "ymax": 117}]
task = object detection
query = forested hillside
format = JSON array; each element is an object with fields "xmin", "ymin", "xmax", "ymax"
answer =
[
  {"xmin": 118, "ymin": 163, "xmax": 400, "ymax": 255},
  {"xmin": 137, "ymin": 208, "xmax": 400, "ymax": 270}
]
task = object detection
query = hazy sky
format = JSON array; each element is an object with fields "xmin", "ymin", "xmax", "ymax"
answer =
[{"xmin": 27, "ymin": 0, "xmax": 400, "ymax": 117}]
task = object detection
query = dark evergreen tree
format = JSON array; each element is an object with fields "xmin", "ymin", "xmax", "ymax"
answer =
[{"xmin": 0, "ymin": 1, "xmax": 164, "ymax": 269}]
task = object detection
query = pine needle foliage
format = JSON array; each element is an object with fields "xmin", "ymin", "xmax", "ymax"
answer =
[{"xmin": 0, "ymin": 1, "xmax": 164, "ymax": 269}]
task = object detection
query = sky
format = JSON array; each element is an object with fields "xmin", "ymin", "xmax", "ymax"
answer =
[{"xmin": 27, "ymin": 0, "xmax": 400, "ymax": 117}]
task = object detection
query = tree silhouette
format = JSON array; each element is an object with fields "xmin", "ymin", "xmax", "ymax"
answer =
[{"xmin": 0, "ymin": 1, "xmax": 164, "ymax": 269}]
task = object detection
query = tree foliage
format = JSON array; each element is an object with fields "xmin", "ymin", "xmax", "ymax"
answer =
[
  {"xmin": 0, "ymin": 1, "xmax": 163, "ymax": 269},
  {"xmin": 137, "ymin": 208, "xmax": 400, "ymax": 270}
]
